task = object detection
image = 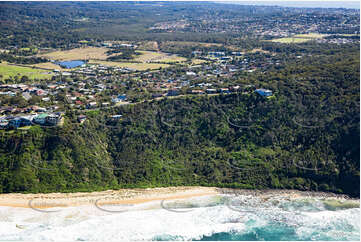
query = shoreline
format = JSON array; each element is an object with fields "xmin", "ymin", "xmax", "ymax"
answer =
[
  {"xmin": 0, "ymin": 186, "xmax": 219, "ymax": 209},
  {"xmin": 0, "ymin": 187, "xmax": 358, "ymax": 209}
]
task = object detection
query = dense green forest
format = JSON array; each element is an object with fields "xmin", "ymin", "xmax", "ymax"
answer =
[{"xmin": 0, "ymin": 49, "xmax": 359, "ymax": 197}]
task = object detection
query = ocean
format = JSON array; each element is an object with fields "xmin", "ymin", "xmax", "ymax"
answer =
[{"xmin": 0, "ymin": 193, "xmax": 359, "ymax": 241}]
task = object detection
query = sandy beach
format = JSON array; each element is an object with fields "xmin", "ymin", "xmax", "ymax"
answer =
[
  {"xmin": 0, "ymin": 186, "xmax": 219, "ymax": 209},
  {"xmin": 0, "ymin": 187, "xmax": 357, "ymax": 209}
]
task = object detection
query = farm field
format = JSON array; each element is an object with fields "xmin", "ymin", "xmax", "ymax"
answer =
[
  {"xmin": 269, "ymin": 37, "xmax": 312, "ymax": 43},
  {"xmin": 38, "ymin": 47, "xmax": 114, "ymax": 61},
  {"xmin": 249, "ymin": 48, "xmax": 270, "ymax": 54},
  {"xmin": 335, "ymin": 34, "xmax": 360, "ymax": 36},
  {"xmin": 162, "ymin": 41, "xmax": 223, "ymax": 47},
  {"xmin": 136, "ymin": 41, "xmax": 159, "ymax": 51},
  {"xmin": 134, "ymin": 51, "xmax": 186, "ymax": 63},
  {"xmin": 0, "ymin": 62, "xmax": 52, "ymax": 79},
  {"xmin": 26, "ymin": 62, "xmax": 69, "ymax": 71},
  {"xmin": 153, "ymin": 55, "xmax": 187, "ymax": 63},
  {"xmin": 270, "ymin": 33, "xmax": 328, "ymax": 43},
  {"xmin": 293, "ymin": 33, "xmax": 327, "ymax": 38},
  {"xmin": 88, "ymin": 60, "xmax": 170, "ymax": 70},
  {"xmin": 191, "ymin": 59, "xmax": 207, "ymax": 64}
]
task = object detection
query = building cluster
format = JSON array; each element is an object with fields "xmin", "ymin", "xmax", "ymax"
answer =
[
  {"xmin": 69, "ymin": 64, "xmax": 135, "ymax": 76},
  {"xmin": 0, "ymin": 112, "xmax": 63, "ymax": 129},
  {"xmin": 149, "ymin": 8, "xmax": 359, "ymax": 38}
]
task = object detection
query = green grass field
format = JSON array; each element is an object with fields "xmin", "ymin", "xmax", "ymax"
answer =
[
  {"xmin": 134, "ymin": 51, "xmax": 186, "ymax": 63},
  {"xmin": 270, "ymin": 33, "xmax": 327, "ymax": 44},
  {"xmin": 293, "ymin": 33, "xmax": 327, "ymax": 39},
  {"xmin": 38, "ymin": 47, "xmax": 113, "ymax": 61},
  {"xmin": 269, "ymin": 37, "xmax": 312, "ymax": 43},
  {"xmin": 0, "ymin": 62, "xmax": 53, "ymax": 79}
]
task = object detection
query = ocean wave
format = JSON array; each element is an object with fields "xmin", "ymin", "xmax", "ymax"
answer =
[{"xmin": 0, "ymin": 195, "xmax": 359, "ymax": 241}]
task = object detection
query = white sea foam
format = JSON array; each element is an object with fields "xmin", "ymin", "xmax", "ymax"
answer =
[{"xmin": 0, "ymin": 194, "xmax": 359, "ymax": 241}]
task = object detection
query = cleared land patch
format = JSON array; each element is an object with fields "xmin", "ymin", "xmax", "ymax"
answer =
[
  {"xmin": 269, "ymin": 37, "xmax": 312, "ymax": 43},
  {"xmin": 38, "ymin": 47, "xmax": 113, "ymax": 61},
  {"xmin": 162, "ymin": 41, "xmax": 222, "ymax": 47},
  {"xmin": 0, "ymin": 62, "xmax": 52, "ymax": 79},
  {"xmin": 270, "ymin": 33, "xmax": 327, "ymax": 44},
  {"xmin": 133, "ymin": 51, "xmax": 186, "ymax": 63},
  {"xmin": 137, "ymin": 41, "xmax": 159, "ymax": 51},
  {"xmin": 293, "ymin": 33, "xmax": 327, "ymax": 38},
  {"xmin": 249, "ymin": 48, "xmax": 270, "ymax": 54},
  {"xmin": 88, "ymin": 60, "xmax": 169, "ymax": 71},
  {"xmin": 191, "ymin": 59, "xmax": 207, "ymax": 64},
  {"xmin": 26, "ymin": 62, "xmax": 70, "ymax": 71}
]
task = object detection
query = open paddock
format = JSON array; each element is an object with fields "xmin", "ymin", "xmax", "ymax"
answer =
[
  {"xmin": 162, "ymin": 41, "xmax": 223, "ymax": 48},
  {"xmin": 0, "ymin": 62, "xmax": 52, "ymax": 79},
  {"xmin": 191, "ymin": 59, "xmax": 207, "ymax": 64},
  {"xmin": 293, "ymin": 33, "xmax": 327, "ymax": 39},
  {"xmin": 88, "ymin": 60, "xmax": 169, "ymax": 71},
  {"xmin": 249, "ymin": 48, "xmax": 270, "ymax": 54},
  {"xmin": 268, "ymin": 37, "xmax": 312, "ymax": 43},
  {"xmin": 38, "ymin": 47, "xmax": 114, "ymax": 61},
  {"xmin": 26, "ymin": 62, "xmax": 69, "ymax": 71},
  {"xmin": 134, "ymin": 51, "xmax": 186, "ymax": 63}
]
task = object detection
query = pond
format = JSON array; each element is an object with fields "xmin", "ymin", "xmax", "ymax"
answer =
[{"xmin": 58, "ymin": 60, "xmax": 85, "ymax": 69}]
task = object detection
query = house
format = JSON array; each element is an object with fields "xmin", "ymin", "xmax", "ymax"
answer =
[
  {"xmin": 62, "ymin": 72, "xmax": 72, "ymax": 76},
  {"xmin": 35, "ymin": 89, "xmax": 47, "ymax": 96},
  {"xmin": 22, "ymin": 92, "xmax": 32, "ymax": 101},
  {"xmin": 220, "ymin": 88, "xmax": 231, "ymax": 94},
  {"xmin": 231, "ymin": 52, "xmax": 243, "ymax": 56},
  {"xmin": 7, "ymin": 117, "xmax": 32, "ymax": 129},
  {"xmin": 111, "ymin": 115, "xmax": 122, "ymax": 121},
  {"xmin": 230, "ymin": 86, "xmax": 241, "ymax": 92},
  {"xmin": 255, "ymin": 88, "xmax": 273, "ymax": 97},
  {"xmin": 7, "ymin": 118, "xmax": 22, "ymax": 129},
  {"xmin": 0, "ymin": 121, "xmax": 8, "ymax": 129},
  {"xmin": 192, "ymin": 51, "xmax": 202, "ymax": 55},
  {"xmin": 87, "ymin": 102, "xmax": 97, "ymax": 109},
  {"xmin": 35, "ymin": 107, "xmax": 47, "ymax": 112},
  {"xmin": 112, "ymin": 94, "xmax": 127, "ymax": 103},
  {"xmin": 206, "ymin": 89, "xmax": 217, "ymax": 94},
  {"xmin": 186, "ymin": 71, "xmax": 196, "ymax": 76},
  {"xmin": 220, "ymin": 56, "xmax": 232, "ymax": 61},
  {"xmin": 21, "ymin": 117, "xmax": 32, "ymax": 126},
  {"xmin": 33, "ymin": 113, "xmax": 48, "ymax": 125},
  {"xmin": 191, "ymin": 90, "xmax": 205, "ymax": 95},
  {"xmin": 208, "ymin": 51, "xmax": 225, "ymax": 57},
  {"xmin": 152, "ymin": 93, "xmax": 163, "ymax": 98},
  {"xmin": 167, "ymin": 89, "xmax": 179, "ymax": 96},
  {"xmin": 77, "ymin": 115, "xmax": 87, "ymax": 124},
  {"xmin": 45, "ymin": 114, "xmax": 62, "ymax": 126}
]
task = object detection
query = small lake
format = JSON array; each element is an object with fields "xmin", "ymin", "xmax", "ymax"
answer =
[{"xmin": 58, "ymin": 60, "xmax": 85, "ymax": 69}]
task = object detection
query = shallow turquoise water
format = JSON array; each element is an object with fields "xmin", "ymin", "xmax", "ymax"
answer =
[
  {"xmin": 198, "ymin": 224, "xmax": 358, "ymax": 241},
  {"xmin": 153, "ymin": 195, "xmax": 360, "ymax": 241}
]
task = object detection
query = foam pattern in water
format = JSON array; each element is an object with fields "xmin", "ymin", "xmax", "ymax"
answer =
[{"xmin": 0, "ymin": 194, "xmax": 359, "ymax": 241}]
